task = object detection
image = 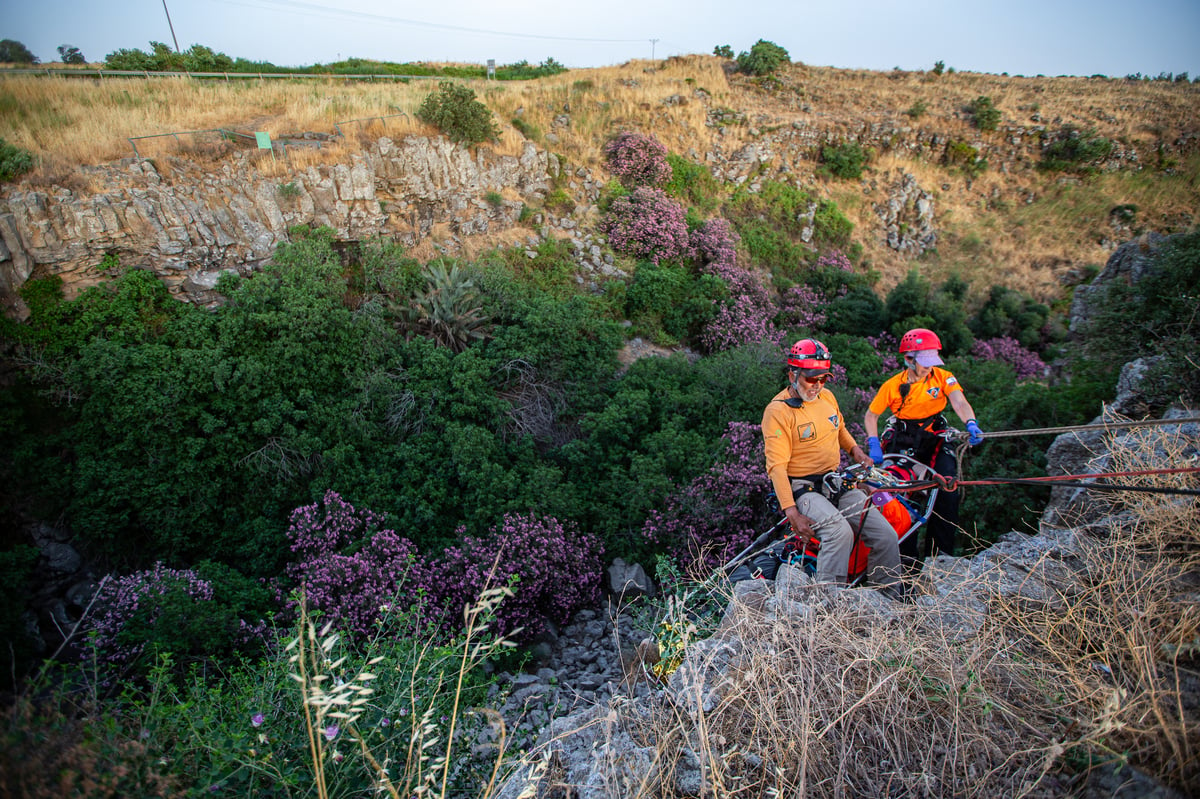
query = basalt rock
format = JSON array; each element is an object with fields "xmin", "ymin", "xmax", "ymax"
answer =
[{"xmin": 0, "ymin": 137, "xmax": 552, "ymax": 318}]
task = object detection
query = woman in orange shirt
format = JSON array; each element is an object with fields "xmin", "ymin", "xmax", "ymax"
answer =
[{"xmin": 864, "ymin": 328, "xmax": 984, "ymax": 570}]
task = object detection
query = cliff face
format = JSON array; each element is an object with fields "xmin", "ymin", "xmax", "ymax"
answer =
[{"xmin": 0, "ymin": 137, "xmax": 553, "ymax": 317}]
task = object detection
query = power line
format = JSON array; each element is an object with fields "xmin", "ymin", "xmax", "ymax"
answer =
[{"xmin": 208, "ymin": 0, "xmax": 646, "ymax": 44}]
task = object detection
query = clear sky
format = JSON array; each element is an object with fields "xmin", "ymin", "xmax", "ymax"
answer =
[{"xmin": 4, "ymin": 0, "xmax": 1199, "ymax": 77}]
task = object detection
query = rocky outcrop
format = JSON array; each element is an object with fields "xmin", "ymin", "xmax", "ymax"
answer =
[
  {"xmin": 1068, "ymin": 232, "xmax": 1167, "ymax": 334},
  {"xmin": 0, "ymin": 137, "xmax": 554, "ymax": 318}
]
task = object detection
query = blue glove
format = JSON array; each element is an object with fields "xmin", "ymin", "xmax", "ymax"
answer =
[
  {"xmin": 966, "ymin": 419, "xmax": 984, "ymax": 446},
  {"xmin": 867, "ymin": 436, "xmax": 884, "ymax": 464}
]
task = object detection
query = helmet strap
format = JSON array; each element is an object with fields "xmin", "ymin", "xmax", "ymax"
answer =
[{"xmin": 788, "ymin": 370, "xmax": 806, "ymax": 398}]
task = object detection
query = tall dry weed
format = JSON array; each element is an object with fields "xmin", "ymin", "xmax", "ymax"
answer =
[{"xmin": 991, "ymin": 420, "xmax": 1199, "ymax": 792}]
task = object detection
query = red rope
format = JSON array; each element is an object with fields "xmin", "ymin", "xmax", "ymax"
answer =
[
  {"xmin": 869, "ymin": 466, "xmax": 1200, "ymax": 495},
  {"xmin": 959, "ymin": 465, "xmax": 1200, "ymax": 487}
]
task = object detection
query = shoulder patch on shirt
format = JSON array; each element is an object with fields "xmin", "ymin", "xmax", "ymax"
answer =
[
  {"xmin": 798, "ymin": 422, "xmax": 815, "ymax": 440},
  {"xmin": 946, "ymin": 376, "xmax": 958, "ymax": 386}
]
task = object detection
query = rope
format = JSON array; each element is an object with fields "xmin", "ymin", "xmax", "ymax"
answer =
[
  {"xmin": 952, "ymin": 414, "xmax": 1200, "ymax": 485},
  {"xmin": 883, "ymin": 466, "xmax": 1200, "ymax": 498},
  {"xmin": 971, "ymin": 415, "xmax": 1200, "ymax": 441}
]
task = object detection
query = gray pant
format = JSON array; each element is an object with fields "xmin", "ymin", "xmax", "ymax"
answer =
[{"xmin": 795, "ymin": 487, "xmax": 901, "ymax": 586}]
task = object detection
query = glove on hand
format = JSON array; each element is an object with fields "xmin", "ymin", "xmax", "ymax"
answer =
[
  {"xmin": 966, "ymin": 419, "xmax": 984, "ymax": 446},
  {"xmin": 867, "ymin": 436, "xmax": 884, "ymax": 464}
]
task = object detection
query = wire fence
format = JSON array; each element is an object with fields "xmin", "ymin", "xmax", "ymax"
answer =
[
  {"xmin": 0, "ymin": 67, "xmax": 442, "ymax": 82},
  {"xmin": 125, "ymin": 112, "xmax": 413, "ymax": 158}
]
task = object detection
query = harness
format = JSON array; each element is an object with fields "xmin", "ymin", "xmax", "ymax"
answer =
[
  {"xmin": 789, "ymin": 471, "xmax": 848, "ymax": 506},
  {"xmin": 881, "ymin": 413, "xmax": 953, "ymax": 467}
]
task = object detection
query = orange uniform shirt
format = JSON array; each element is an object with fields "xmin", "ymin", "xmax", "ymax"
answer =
[
  {"xmin": 761, "ymin": 387, "xmax": 858, "ymax": 511},
  {"xmin": 868, "ymin": 367, "xmax": 962, "ymax": 420}
]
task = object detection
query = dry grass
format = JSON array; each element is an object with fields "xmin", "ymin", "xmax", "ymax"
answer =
[
  {"xmin": 997, "ymin": 422, "xmax": 1200, "ymax": 790},
  {"xmin": 2, "ymin": 56, "xmax": 1197, "ymax": 301},
  {"xmin": 519, "ymin": 421, "xmax": 1199, "ymax": 798}
]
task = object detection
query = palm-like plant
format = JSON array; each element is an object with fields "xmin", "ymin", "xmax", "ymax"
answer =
[{"xmin": 403, "ymin": 261, "xmax": 490, "ymax": 352}]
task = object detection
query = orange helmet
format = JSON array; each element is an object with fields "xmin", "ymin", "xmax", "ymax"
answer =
[
  {"xmin": 787, "ymin": 338, "xmax": 832, "ymax": 373},
  {"xmin": 898, "ymin": 328, "xmax": 942, "ymax": 353}
]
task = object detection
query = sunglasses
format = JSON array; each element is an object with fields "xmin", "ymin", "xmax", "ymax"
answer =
[{"xmin": 801, "ymin": 373, "xmax": 831, "ymax": 385}]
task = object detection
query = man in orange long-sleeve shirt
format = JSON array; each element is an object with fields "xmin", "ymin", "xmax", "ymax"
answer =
[{"xmin": 761, "ymin": 339, "xmax": 900, "ymax": 588}]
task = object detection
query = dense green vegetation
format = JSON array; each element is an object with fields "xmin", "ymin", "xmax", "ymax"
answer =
[
  {"xmin": 100, "ymin": 41, "xmax": 569, "ymax": 80},
  {"xmin": 6, "ymin": 136, "xmax": 1196, "ymax": 699}
]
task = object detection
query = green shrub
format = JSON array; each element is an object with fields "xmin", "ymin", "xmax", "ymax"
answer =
[
  {"xmin": 967, "ymin": 96, "xmax": 1001, "ymax": 131},
  {"xmin": 736, "ymin": 39, "xmax": 790, "ymax": 76},
  {"xmin": 662, "ymin": 153, "xmax": 722, "ymax": 214},
  {"xmin": 510, "ymin": 116, "xmax": 541, "ymax": 140},
  {"xmin": 0, "ymin": 546, "xmax": 38, "ymax": 684},
  {"xmin": 883, "ymin": 269, "xmax": 973, "ymax": 354},
  {"xmin": 543, "ymin": 187, "xmax": 575, "ymax": 214},
  {"xmin": 623, "ymin": 260, "xmax": 724, "ymax": 345},
  {"xmin": 416, "ymin": 81, "xmax": 499, "ymax": 145},
  {"xmin": 1075, "ymin": 231, "xmax": 1200, "ymax": 410},
  {"xmin": 713, "ymin": 45, "xmax": 734, "ymax": 59},
  {"xmin": 0, "ymin": 138, "xmax": 34, "ymax": 182},
  {"xmin": 905, "ymin": 99, "xmax": 928, "ymax": 119},
  {"xmin": 932, "ymin": 60, "xmax": 945, "ymax": 76},
  {"xmin": 944, "ymin": 140, "xmax": 988, "ymax": 177},
  {"xmin": 1038, "ymin": 127, "xmax": 1114, "ymax": 174},
  {"xmin": 820, "ymin": 142, "xmax": 870, "ymax": 179},
  {"xmin": 812, "ymin": 200, "xmax": 854, "ymax": 250},
  {"xmin": 824, "ymin": 285, "xmax": 886, "ymax": 337},
  {"xmin": 969, "ymin": 285, "xmax": 1051, "ymax": 349},
  {"xmin": 402, "ymin": 260, "xmax": 491, "ymax": 352}
]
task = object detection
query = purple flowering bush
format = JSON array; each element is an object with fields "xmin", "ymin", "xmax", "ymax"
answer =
[
  {"xmin": 690, "ymin": 217, "xmax": 781, "ymax": 352},
  {"xmin": 641, "ymin": 421, "xmax": 773, "ymax": 578},
  {"xmin": 778, "ymin": 283, "xmax": 829, "ymax": 331},
  {"xmin": 972, "ymin": 336, "xmax": 1047, "ymax": 380},
  {"xmin": 691, "ymin": 217, "xmax": 739, "ymax": 267},
  {"xmin": 83, "ymin": 563, "xmax": 214, "ymax": 674},
  {"xmin": 281, "ymin": 491, "xmax": 432, "ymax": 641},
  {"xmin": 815, "ymin": 250, "xmax": 854, "ymax": 273},
  {"xmin": 867, "ymin": 333, "xmax": 902, "ymax": 373},
  {"xmin": 604, "ymin": 131, "xmax": 672, "ymax": 188},
  {"xmin": 604, "ymin": 187, "xmax": 690, "ymax": 264},
  {"xmin": 435, "ymin": 514, "xmax": 604, "ymax": 641}
]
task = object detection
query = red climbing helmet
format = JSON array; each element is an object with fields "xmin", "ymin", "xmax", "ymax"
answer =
[
  {"xmin": 787, "ymin": 338, "xmax": 832, "ymax": 374},
  {"xmin": 898, "ymin": 328, "xmax": 942, "ymax": 354}
]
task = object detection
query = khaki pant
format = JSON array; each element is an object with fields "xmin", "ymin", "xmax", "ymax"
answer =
[{"xmin": 794, "ymin": 487, "xmax": 901, "ymax": 586}]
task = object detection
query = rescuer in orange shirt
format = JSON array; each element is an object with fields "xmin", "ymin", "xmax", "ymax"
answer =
[
  {"xmin": 762, "ymin": 338, "xmax": 901, "ymax": 588},
  {"xmin": 864, "ymin": 328, "xmax": 984, "ymax": 571}
]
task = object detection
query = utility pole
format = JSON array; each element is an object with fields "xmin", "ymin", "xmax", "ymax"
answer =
[
  {"xmin": 650, "ymin": 39, "xmax": 659, "ymax": 60},
  {"xmin": 162, "ymin": 0, "xmax": 181, "ymax": 53}
]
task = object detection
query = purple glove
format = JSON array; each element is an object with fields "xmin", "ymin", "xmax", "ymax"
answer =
[{"xmin": 966, "ymin": 419, "xmax": 984, "ymax": 446}]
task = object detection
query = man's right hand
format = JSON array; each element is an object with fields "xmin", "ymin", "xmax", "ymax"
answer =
[{"xmin": 786, "ymin": 506, "xmax": 815, "ymax": 538}]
